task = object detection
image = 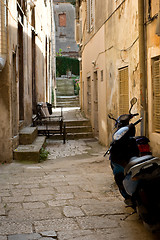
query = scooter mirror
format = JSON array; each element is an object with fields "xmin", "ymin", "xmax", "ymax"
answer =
[
  {"xmin": 130, "ymin": 97, "xmax": 137, "ymax": 106},
  {"xmin": 108, "ymin": 113, "xmax": 113, "ymax": 119},
  {"xmin": 108, "ymin": 113, "xmax": 117, "ymax": 121},
  {"xmin": 129, "ymin": 97, "xmax": 137, "ymax": 113}
]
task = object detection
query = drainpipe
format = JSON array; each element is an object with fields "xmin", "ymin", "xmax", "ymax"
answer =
[
  {"xmin": 0, "ymin": 0, "xmax": 7, "ymax": 71},
  {"xmin": 50, "ymin": 0, "xmax": 57, "ymax": 106},
  {"xmin": 138, "ymin": 0, "xmax": 147, "ymax": 136}
]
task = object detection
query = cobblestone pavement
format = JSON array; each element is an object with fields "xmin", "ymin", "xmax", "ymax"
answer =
[{"xmin": 0, "ymin": 135, "xmax": 160, "ymax": 239}]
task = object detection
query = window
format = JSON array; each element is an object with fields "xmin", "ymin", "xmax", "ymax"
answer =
[
  {"xmin": 101, "ymin": 70, "xmax": 103, "ymax": 82},
  {"xmin": 152, "ymin": 57, "xmax": 160, "ymax": 133},
  {"xmin": 59, "ymin": 13, "xmax": 66, "ymax": 27},
  {"xmin": 119, "ymin": 66, "xmax": 129, "ymax": 115},
  {"xmin": 87, "ymin": 0, "xmax": 95, "ymax": 32}
]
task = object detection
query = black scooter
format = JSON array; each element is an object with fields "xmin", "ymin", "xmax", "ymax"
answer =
[{"xmin": 104, "ymin": 98, "xmax": 160, "ymax": 231}]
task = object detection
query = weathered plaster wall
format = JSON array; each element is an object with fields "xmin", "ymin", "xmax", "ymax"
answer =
[
  {"xmin": 81, "ymin": 0, "xmax": 141, "ymax": 146},
  {"xmin": 146, "ymin": 0, "xmax": 160, "ymax": 156},
  {"xmin": 0, "ymin": 0, "xmax": 53, "ymax": 163},
  {"xmin": 82, "ymin": 26, "xmax": 107, "ymax": 145},
  {"xmin": 54, "ymin": 3, "xmax": 79, "ymax": 57},
  {"xmin": 0, "ymin": 1, "xmax": 17, "ymax": 162},
  {"xmin": 105, "ymin": 0, "xmax": 141, "ymax": 142}
]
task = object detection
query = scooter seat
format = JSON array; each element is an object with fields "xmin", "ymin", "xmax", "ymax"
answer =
[{"xmin": 124, "ymin": 155, "xmax": 154, "ymax": 176}]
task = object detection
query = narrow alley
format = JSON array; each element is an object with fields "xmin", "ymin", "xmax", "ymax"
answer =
[
  {"xmin": 1, "ymin": 0, "xmax": 160, "ymax": 239},
  {"xmin": 0, "ymin": 109, "xmax": 159, "ymax": 240}
]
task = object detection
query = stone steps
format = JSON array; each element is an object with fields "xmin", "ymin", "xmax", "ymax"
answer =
[
  {"xmin": 56, "ymin": 78, "xmax": 75, "ymax": 96},
  {"xmin": 49, "ymin": 132, "xmax": 93, "ymax": 140},
  {"xmin": 19, "ymin": 127, "xmax": 38, "ymax": 145},
  {"xmin": 66, "ymin": 125, "xmax": 92, "ymax": 133},
  {"xmin": 57, "ymin": 102, "xmax": 79, "ymax": 108},
  {"xmin": 65, "ymin": 120, "xmax": 93, "ymax": 139},
  {"xmin": 50, "ymin": 119, "xmax": 93, "ymax": 140},
  {"xmin": 64, "ymin": 119, "xmax": 91, "ymax": 126},
  {"xmin": 56, "ymin": 96, "xmax": 79, "ymax": 108},
  {"xmin": 13, "ymin": 126, "xmax": 46, "ymax": 162}
]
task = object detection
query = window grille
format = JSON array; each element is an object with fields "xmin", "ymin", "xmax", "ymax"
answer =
[
  {"xmin": 152, "ymin": 58, "xmax": 160, "ymax": 133},
  {"xmin": 119, "ymin": 66, "xmax": 129, "ymax": 115}
]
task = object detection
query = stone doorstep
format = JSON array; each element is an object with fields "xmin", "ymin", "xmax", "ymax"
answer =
[
  {"xmin": 19, "ymin": 127, "xmax": 38, "ymax": 145},
  {"xmin": 13, "ymin": 136, "xmax": 46, "ymax": 162}
]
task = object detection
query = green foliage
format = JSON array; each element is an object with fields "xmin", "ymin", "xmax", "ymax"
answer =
[
  {"xmin": 39, "ymin": 147, "xmax": 50, "ymax": 162},
  {"xmin": 73, "ymin": 77, "xmax": 80, "ymax": 95},
  {"xmin": 56, "ymin": 56, "xmax": 79, "ymax": 77},
  {"xmin": 70, "ymin": 0, "xmax": 76, "ymax": 5},
  {"xmin": 66, "ymin": 0, "xmax": 76, "ymax": 5},
  {"xmin": 56, "ymin": 48, "xmax": 62, "ymax": 56},
  {"xmin": 52, "ymin": 89, "xmax": 54, "ymax": 105}
]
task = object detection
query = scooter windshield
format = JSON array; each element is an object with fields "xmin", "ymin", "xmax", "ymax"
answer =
[{"xmin": 113, "ymin": 126, "xmax": 129, "ymax": 141}]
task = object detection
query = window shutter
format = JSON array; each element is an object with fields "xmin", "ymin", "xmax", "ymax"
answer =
[
  {"xmin": 90, "ymin": 0, "xmax": 94, "ymax": 31},
  {"xmin": 119, "ymin": 67, "xmax": 129, "ymax": 115},
  {"xmin": 153, "ymin": 59, "xmax": 160, "ymax": 132},
  {"xmin": 79, "ymin": 6, "xmax": 82, "ymax": 42},
  {"xmin": 86, "ymin": 0, "xmax": 90, "ymax": 32}
]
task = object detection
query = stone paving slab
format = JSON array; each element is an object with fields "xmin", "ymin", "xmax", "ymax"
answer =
[
  {"xmin": 0, "ymin": 221, "xmax": 32, "ymax": 235},
  {"xmin": 8, "ymin": 232, "xmax": 57, "ymax": 240},
  {"xmin": 0, "ymin": 137, "xmax": 160, "ymax": 239},
  {"xmin": 63, "ymin": 206, "xmax": 85, "ymax": 217},
  {"xmin": 8, "ymin": 233, "xmax": 41, "ymax": 240},
  {"xmin": 76, "ymin": 215, "xmax": 119, "ymax": 230},
  {"xmin": 34, "ymin": 218, "xmax": 79, "ymax": 232},
  {"xmin": 0, "ymin": 236, "xmax": 7, "ymax": 240},
  {"xmin": 57, "ymin": 230, "xmax": 95, "ymax": 240},
  {"xmin": 8, "ymin": 207, "xmax": 63, "ymax": 221},
  {"xmin": 81, "ymin": 201, "xmax": 126, "ymax": 215}
]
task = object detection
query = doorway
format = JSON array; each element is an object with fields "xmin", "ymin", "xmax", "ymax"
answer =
[
  {"xmin": 93, "ymin": 71, "xmax": 99, "ymax": 137},
  {"xmin": 32, "ymin": 9, "xmax": 36, "ymax": 114},
  {"xmin": 87, "ymin": 76, "xmax": 91, "ymax": 117},
  {"xmin": 12, "ymin": 53, "xmax": 18, "ymax": 137}
]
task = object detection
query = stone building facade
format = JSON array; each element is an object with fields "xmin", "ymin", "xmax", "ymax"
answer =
[
  {"xmin": 0, "ymin": 0, "xmax": 56, "ymax": 162},
  {"xmin": 76, "ymin": 0, "xmax": 160, "ymax": 157},
  {"xmin": 54, "ymin": 1, "xmax": 79, "ymax": 58}
]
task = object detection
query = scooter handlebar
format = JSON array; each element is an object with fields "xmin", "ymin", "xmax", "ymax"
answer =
[
  {"xmin": 132, "ymin": 113, "xmax": 139, "ymax": 117},
  {"xmin": 133, "ymin": 117, "xmax": 143, "ymax": 126}
]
